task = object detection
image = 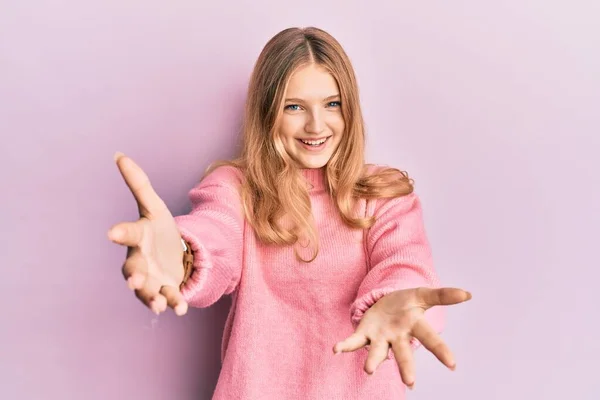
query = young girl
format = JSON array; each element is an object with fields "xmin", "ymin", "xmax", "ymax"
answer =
[{"xmin": 108, "ymin": 26, "xmax": 471, "ymax": 400}]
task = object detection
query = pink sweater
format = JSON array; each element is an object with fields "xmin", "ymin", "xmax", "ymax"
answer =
[{"xmin": 174, "ymin": 166, "xmax": 444, "ymax": 400}]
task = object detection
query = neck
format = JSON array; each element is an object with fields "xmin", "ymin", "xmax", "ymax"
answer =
[{"xmin": 300, "ymin": 167, "xmax": 326, "ymax": 191}]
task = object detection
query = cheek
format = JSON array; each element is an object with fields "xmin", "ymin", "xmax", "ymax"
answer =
[
  {"xmin": 279, "ymin": 117, "xmax": 302, "ymax": 140},
  {"xmin": 328, "ymin": 114, "xmax": 345, "ymax": 133},
  {"xmin": 333, "ymin": 122, "xmax": 345, "ymax": 138}
]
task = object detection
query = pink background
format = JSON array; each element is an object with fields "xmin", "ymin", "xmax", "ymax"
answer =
[{"xmin": 1, "ymin": 1, "xmax": 598, "ymax": 399}]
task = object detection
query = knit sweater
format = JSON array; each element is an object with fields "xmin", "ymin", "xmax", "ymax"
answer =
[{"xmin": 174, "ymin": 165, "xmax": 444, "ymax": 400}]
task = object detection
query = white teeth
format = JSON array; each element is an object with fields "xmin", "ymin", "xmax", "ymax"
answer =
[{"xmin": 300, "ymin": 138, "xmax": 327, "ymax": 146}]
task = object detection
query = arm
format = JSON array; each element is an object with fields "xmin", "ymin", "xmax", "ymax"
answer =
[
  {"xmin": 350, "ymin": 192, "xmax": 445, "ymax": 350},
  {"xmin": 174, "ymin": 166, "xmax": 245, "ymax": 308}
]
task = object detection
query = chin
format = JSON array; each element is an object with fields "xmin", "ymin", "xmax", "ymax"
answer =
[
  {"xmin": 297, "ymin": 157, "xmax": 329, "ymax": 169},
  {"xmin": 304, "ymin": 164, "xmax": 327, "ymax": 169}
]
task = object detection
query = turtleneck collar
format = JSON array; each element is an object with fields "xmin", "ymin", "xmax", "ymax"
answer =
[{"xmin": 300, "ymin": 168, "xmax": 326, "ymax": 191}]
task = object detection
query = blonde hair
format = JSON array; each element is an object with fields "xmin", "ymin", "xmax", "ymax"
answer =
[{"xmin": 207, "ymin": 27, "xmax": 413, "ymax": 261}]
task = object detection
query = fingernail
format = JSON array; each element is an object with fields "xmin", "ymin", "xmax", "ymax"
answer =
[
  {"xmin": 128, "ymin": 275, "xmax": 139, "ymax": 289},
  {"xmin": 175, "ymin": 303, "xmax": 188, "ymax": 316},
  {"xmin": 128, "ymin": 276, "xmax": 139, "ymax": 290},
  {"xmin": 113, "ymin": 151, "xmax": 124, "ymax": 161},
  {"xmin": 107, "ymin": 228, "xmax": 120, "ymax": 242},
  {"xmin": 466, "ymin": 291, "xmax": 472, "ymax": 299}
]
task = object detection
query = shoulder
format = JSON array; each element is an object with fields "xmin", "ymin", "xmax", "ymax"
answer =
[
  {"xmin": 187, "ymin": 165, "xmax": 244, "ymax": 204},
  {"xmin": 199, "ymin": 164, "xmax": 244, "ymax": 189},
  {"xmin": 364, "ymin": 163, "xmax": 408, "ymax": 178},
  {"xmin": 363, "ymin": 163, "xmax": 420, "ymax": 216},
  {"xmin": 364, "ymin": 163, "xmax": 386, "ymax": 176}
]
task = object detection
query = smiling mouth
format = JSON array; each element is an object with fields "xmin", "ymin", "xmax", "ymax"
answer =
[{"xmin": 297, "ymin": 137, "xmax": 331, "ymax": 147}]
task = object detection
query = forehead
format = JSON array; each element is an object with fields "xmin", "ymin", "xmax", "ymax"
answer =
[{"xmin": 285, "ymin": 64, "xmax": 339, "ymax": 99}]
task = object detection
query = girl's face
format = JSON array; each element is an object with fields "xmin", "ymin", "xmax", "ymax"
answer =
[{"xmin": 278, "ymin": 64, "xmax": 345, "ymax": 169}]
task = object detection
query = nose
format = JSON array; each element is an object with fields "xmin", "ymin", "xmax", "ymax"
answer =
[{"xmin": 304, "ymin": 109, "xmax": 325, "ymax": 135}]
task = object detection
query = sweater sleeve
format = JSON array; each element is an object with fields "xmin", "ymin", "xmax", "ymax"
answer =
[
  {"xmin": 173, "ymin": 166, "xmax": 244, "ymax": 308},
  {"xmin": 349, "ymin": 192, "xmax": 445, "ymax": 353}
]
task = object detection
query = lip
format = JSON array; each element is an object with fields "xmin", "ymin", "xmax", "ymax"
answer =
[
  {"xmin": 296, "ymin": 136, "xmax": 331, "ymax": 141},
  {"xmin": 296, "ymin": 136, "xmax": 331, "ymax": 152}
]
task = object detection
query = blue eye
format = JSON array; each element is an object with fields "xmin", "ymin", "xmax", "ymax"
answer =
[
  {"xmin": 327, "ymin": 101, "xmax": 341, "ymax": 107},
  {"xmin": 285, "ymin": 104, "xmax": 301, "ymax": 111}
]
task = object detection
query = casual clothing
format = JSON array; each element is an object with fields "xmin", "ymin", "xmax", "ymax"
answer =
[{"xmin": 174, "ymin": 165, "xmax": 444, "ymax": 400}]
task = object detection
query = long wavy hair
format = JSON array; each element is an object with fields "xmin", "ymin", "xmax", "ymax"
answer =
[{"xmin": 207, "ymin": 27, "xmax": 413, "ymax": 261}]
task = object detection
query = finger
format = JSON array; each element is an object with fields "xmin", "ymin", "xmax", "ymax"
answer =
[
  {"xmin": 364, "ymin": 340, "xmax": 390, "ymax": 375},
  {"xmin": 135, "ymin": 289, "xmax": 168, "ymax": 315},
  {"xmin": 122, "ymin": 253, "xmax": 167, "ymax": 314},
  {"xmin": 142, "ymin": 264, "xmax": 169, "ymax": 314},
  {"xmin": 122, "ymin": 250, "xmax": 148, "ymax": 290},
  {"xmin": 417, "ymin": 287, "xmax": 472, "ymax": 309},
  {"xmin": 108, "ymin": 220, "xmax": 147, "ymax": 247},
  {"xmin": 412, "ymin": 320, "xmax": 455, "ymax": 370},
  {"xmin": 391, "ymin": 338, "xmax": 415, "ymax": 389},
  {"xmin": 333, "ymin": 332, "xmax": 369, "ymax": 354},
  {"xmin": 160, "ymin": 285, "xmax": 188, "ymax": 316},
  {"xmin": 114, "ymin": 152, "xmax": 167, "ymax": 217}
]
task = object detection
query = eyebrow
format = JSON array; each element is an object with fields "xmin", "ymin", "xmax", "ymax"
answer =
[{"xmin": 284, "ymin": 94, "xmax": 340, "ymax": 103}]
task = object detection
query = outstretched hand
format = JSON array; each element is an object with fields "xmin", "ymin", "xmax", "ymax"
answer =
[
  {"xmin": 333, "ymin": 287, "xmax": 472, "ymax": 389},
  {"xmin": 107, "ymin": 152, "xmax": 189, "ymax": 316}
]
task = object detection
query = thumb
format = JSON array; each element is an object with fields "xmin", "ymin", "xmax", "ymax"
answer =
[
  {"xmin": 114, "ymin": 152, "xmax": 167, "ymax": 218},
  {"xmin": 108, "ymin": 219, "xmax": 147, "ymax": 247},
  {"xmin": 333, "ymin": 331, "xmax": 369, "ymax": 354}
]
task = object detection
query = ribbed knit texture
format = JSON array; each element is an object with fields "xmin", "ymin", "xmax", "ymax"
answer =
[{"xmin": 174, "ymin": 165, "xmax": 444, "ymax": 400}]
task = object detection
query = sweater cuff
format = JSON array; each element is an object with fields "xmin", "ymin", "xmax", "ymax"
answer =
[
  {"xmin": 176, "ymin": 225, "xmax": 233, "ymax": 305},
  {"xmin": 350, "ymin": 282, "xmax": 426, "ymax": 327}
]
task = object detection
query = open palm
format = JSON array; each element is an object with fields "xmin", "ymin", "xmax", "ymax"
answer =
[
  {"xmin": 107, "ymin": 152, "xmax": 188, "ymax": 316},
  {"xmin": 334, "ymin": 287, "xmax": 471, "ymax": 389}
]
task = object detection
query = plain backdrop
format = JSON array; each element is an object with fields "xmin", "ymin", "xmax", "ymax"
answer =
[{"xmin": 1, "ymin": 1, "xmax": 598, "ymax": 399}]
